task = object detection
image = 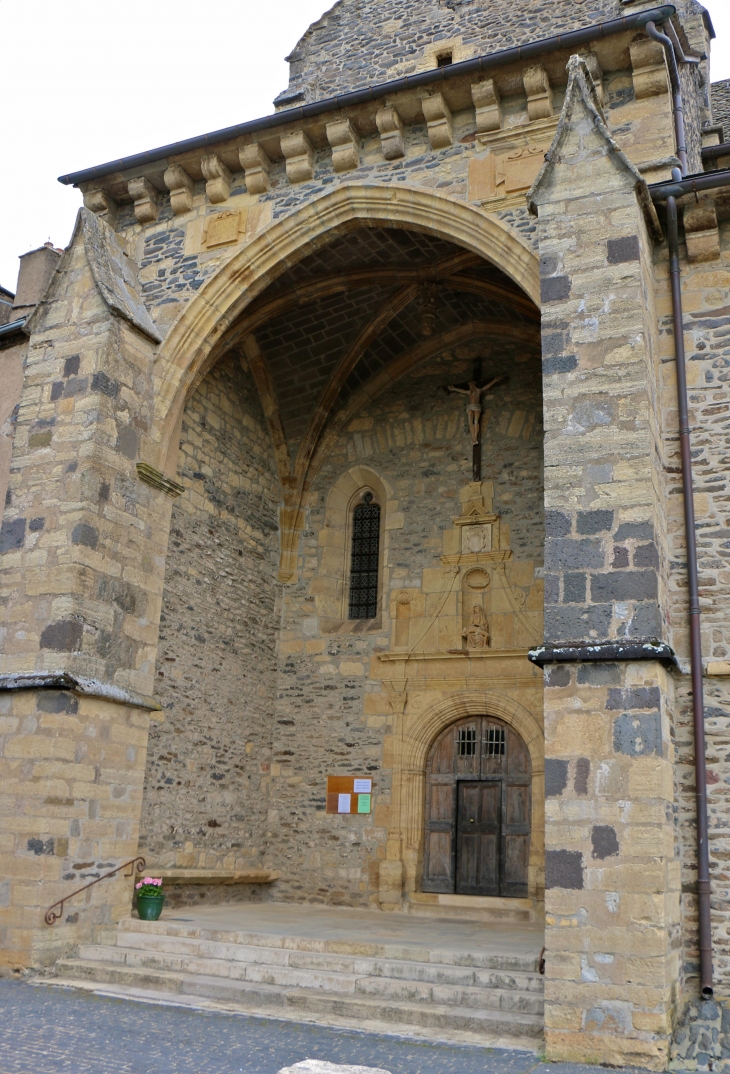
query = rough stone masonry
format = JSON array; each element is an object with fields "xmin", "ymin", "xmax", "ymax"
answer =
[{"xmin": 1, "ymin": 0, "xmax": 730, "ymax": 1068}]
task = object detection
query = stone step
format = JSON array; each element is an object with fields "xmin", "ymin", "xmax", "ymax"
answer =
[
  {"xmin": 51, "ymin": 959, "xmax": 544, "ymax": 1040},
  {"xmin": 101, "ymin": 934, "xmax": 543, "ymax": 990},
  {"xmin": 115, "ymin": 917, "xmax": 540, "ymax": 972},
  {"xmin": 406, "ymin": 893, "xmax": 535, "ymax": 924},
  {"xmin": 75, "ymin": 944, "xmax": 543, "ymax": 1014}
]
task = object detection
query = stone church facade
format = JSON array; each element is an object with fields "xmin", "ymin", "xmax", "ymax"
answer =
[{"xmin": 2, "ymin": 0, "xmax": 730, "ymax": 1067}]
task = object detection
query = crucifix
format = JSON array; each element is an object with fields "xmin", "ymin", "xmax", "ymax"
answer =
[{"xmin": 448, "ymin": 362, "xmax": 506, "ymax": 480}]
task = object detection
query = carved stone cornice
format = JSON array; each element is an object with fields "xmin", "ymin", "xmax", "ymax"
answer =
[
  {"xmin": 440, "ymin": 550, "xmax": 512, "ymax": 566},
  {"xmin": 379, "ymin": 647, "xmax": 531, "ymax": 663},
  {"xmin": 452, "ymin": 503, "xmax": 499, "ymax": 527}
]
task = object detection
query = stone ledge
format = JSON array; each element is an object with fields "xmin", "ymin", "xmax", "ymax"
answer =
[
  {"xmin": 0, "ymin": 671, "xmax": 162, "ymax": 711},
  {"xmin": 528, "ymin": 641, "xmax": 677, "ymax": 668},
  {"xmin": 379, "ymin": 647, "xmax": 531, "ymax": 662},
  {"xmin": 136, "ymin": 463, "xmax": 185, "ymax": 498},
  {"xmin": 153, "ymin": 868, "xmax": 280, "ymax": 885}
]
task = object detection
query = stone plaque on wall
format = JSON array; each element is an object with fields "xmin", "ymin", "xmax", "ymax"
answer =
[
  {"xmin": 461, "ymin": 523, "xmax": 492, "ymax": 555},
  {"xmin": 468, "ymin": 142, "xmax": 550, "ymax": 203},
  {"xmin": 205, "ymin": 211, "xmax": 240, "ymax": 248}
]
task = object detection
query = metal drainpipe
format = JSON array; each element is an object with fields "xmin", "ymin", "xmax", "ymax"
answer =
[
  {"xmin": 646, "ymin": 21, "xmax": 688, "ymax": 176},
  {"xmin": 665, "ymin": 167, "xmax": 713, "ymax": 997},
  {"xmin": 645, "ymin": 15, "xmax": 713, "ymax": 997}
]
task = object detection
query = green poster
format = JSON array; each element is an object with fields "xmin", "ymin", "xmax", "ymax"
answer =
[{"xmin": 357, "ymin": 794, "xmax": 371, "ymax": 814}]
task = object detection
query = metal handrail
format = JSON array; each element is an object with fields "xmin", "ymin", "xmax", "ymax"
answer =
[{"xmin": 45, "ymin": 856, "xmax": 146, "ymax": 925}]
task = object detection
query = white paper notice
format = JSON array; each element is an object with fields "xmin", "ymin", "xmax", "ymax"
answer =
[
  {"xmin": 353, "ymin": 779, "xmax": 372, "ymax": 794},
  {"xmin": 338, "ymin": 794, "xmax": 351, "ymax": 813}
]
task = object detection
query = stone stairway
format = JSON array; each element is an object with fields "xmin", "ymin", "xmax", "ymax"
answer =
[{"xmin": 46, "ymin": 909, "xmax": 544, "ymax": 1048}]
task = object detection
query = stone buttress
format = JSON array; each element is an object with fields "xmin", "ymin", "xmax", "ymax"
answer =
[
  {"xmin": 0, "ymin": 210, "xmax": 171, "ymax": 970},
  {"xmin": 530, "ymin": 58, "xmax": 680, "ymax": 1068}
]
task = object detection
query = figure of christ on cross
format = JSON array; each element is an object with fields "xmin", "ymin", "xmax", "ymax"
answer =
[{"xmin": 447, "ymin": 376, "xmax": 505, "ymax": 446}]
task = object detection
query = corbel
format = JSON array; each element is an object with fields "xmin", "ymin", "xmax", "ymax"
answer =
[
  {"xmin": 471, "ymin": 79, "xmax": 502, "ymax": 134},
  {"xmin": 163, "ymin": 164, "xmax": 195, "ymax": 215},
  {"xmin": 523, "ymin": 65, "xmax": 553, "ymax": 121},
  {"xmin": 240, "ymin": 143, "xmax": 271, "ymax": 194},
  {"xmin": 376, "ymin": 105, "xmax": 405, "ymax": 160},
  {"xmin": 683, "ymin": 198, "xmax": 721, "ymax": 262},
  {"xmin": 326, "ymin": 118, "xmax": 360, "ymax": 173},
  {"xmin": 629, "ymin": 34, "xmax": 670, "ymax": 99},
  {"xmin": 201, "ymin": 154, "xmax": 232, "ymax": 203},
  {"xmin": 127, "ymin": 177, "xmax": 159, "ymax": 224},
  {"xmin": 421, "ymin": 93, "xmax": 453, "ymax": 150},
  {"xmin": 280, "ymin": 131, "xmax": 315, "ymax": 184},
  {"xmin": 82, "ymin": 187, "xmax": 117, "ymax": 224}
]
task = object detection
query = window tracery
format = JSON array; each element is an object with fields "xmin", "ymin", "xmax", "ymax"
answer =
[{"xmin": 348, "ymin": 491, "xmax": 381, "ymax": 619}]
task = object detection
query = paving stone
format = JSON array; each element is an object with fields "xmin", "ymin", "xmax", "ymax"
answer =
[{"xmin": 0, "ymin": 978, "xmax": 655, "ymax": 1074}]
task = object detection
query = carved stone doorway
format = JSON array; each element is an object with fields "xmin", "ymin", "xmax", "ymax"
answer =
[{"xmin": 422, "ymin": 715, "xmax": 531, "ymax": 898}]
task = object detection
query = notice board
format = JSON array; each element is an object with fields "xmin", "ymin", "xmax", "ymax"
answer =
[{"xmin": 326, "ymin": 776, "xmax": 372, "ymax": 814}]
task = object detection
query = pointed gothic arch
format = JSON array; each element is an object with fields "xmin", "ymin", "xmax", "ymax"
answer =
[{"xmin": 148, "ymin": 184, "xmax": 540, "ymax": 481}]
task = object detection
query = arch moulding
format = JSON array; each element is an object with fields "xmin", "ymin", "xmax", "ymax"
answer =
[
  {"xmin": 149, "ymin": 183, "xmax": 541, "ymax": 477},
  {"xmin": 383, "ymin": 688, "xmax": 544, "ymax": 906}
]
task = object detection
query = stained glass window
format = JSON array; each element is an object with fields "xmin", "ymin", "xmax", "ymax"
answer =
[{"xmin": 348, "ymin": 492, "xmax": 380, "ymax": 620}]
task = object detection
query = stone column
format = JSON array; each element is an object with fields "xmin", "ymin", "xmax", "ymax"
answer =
[
  {"xmin": 530, "ymin": 58, "xmax": 679, "ymax": 1069},
  {"xmin": 0, "ymin": 210, "xmax": 175, "ymax": 969}
]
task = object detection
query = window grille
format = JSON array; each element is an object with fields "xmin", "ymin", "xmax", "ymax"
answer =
[
  {"xmin": 457, "ymin": 725, "xmax": 477, "ymax": 757},
  {"xmin": 348, "ymin": 493, "xmax": 380, "ymax": 620},
  {"xmin": 485, "ymin": 726, "xmax": 506, "ymax": 756}
]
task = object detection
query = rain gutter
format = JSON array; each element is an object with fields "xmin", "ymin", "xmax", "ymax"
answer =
[
  {"xmin": 57, "ymin": 5, "xmax": 675, "ymax": 188},
  {"xmin": 0, "ymin": 317, "xmax": 26, "ymax": 340},
  {"xmin": 645, "ymin": 20, "xmax": 688, "ymax": 174}
]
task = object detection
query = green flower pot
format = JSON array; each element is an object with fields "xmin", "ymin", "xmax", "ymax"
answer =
[{"xmin": 136, "ymin": 894, "xmax": 164, "ymax": 921}]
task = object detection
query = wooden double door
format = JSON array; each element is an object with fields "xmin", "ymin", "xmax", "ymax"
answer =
[{"xmin": 422, "ymin": 716, "xmax": 531, "ymax": 898}]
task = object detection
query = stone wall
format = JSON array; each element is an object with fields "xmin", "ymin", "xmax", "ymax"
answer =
[
  {"xmin": 656, "ymin": 214, "xmax": 730, "ymax": 992},
  {"xmin": 267, "ymin": 337, "xmax": 543, "ymax": 905},
  {"xmin": 276, "ymin": 0, "xmax": 710, "ymax": 106},
  {"xmin": 712, "ymin": 80, "xmax": 730, "ymax": 135},
  {"xmin": 0, "ymin": 687, "xmax": 153, "ymax": 972},
  {"xmin": 139, "ymin": 351, "xmax": 280, "ymax": 873},
  {"xmin": 0, "ymin": 337, "xmax": 24, "ymax": 522}
]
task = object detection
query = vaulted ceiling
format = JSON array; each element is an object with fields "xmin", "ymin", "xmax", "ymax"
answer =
[{"xmin": 220, "ymin": 225, "xmax": 540, "ymax": 504}]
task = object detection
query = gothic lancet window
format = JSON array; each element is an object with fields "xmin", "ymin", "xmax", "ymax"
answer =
[{"xmin": 348, "ymin": 492, "xmax": 381, "ymax": 620}]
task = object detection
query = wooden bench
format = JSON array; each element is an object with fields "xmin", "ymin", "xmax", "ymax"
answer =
[{"xmin": 153, "ymin": 868, "xmax": 279, "ymax": 886}]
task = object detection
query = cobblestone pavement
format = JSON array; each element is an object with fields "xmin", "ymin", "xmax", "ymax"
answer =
[{"xmin": 0, "ymin": 979, "xmax": 651, "ymax": 1074}]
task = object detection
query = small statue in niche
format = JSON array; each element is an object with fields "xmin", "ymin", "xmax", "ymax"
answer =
[
  {"xmin": 462, "ymin": 604, "xmax": 490, "ymax": 649},
  {"xmin": 448, "ymin": 376, "xmax": 504, "ymax": 446}
]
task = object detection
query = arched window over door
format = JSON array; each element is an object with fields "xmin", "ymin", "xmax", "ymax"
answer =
[
  {"xmin": 348, "ymin": 491, "xmax": 381, "ymax": 620},
  {"xmin": 422, "ymin": 716, "xmax": 531, "ymax": 898}
]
